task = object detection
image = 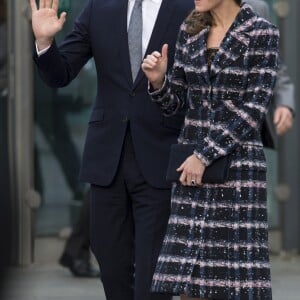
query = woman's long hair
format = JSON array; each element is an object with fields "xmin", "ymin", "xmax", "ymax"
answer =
[{"xmin": 186, "ymin": 0, "xmax": 242, "ymax": 35}]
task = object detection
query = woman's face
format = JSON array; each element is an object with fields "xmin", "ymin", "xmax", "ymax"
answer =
[{"xmin": 194, "ymin": 0, "xmax": 224, "ymax": 12}]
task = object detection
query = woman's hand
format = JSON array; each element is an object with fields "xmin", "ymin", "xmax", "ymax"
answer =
[
  {"xmin": 30, "ymin": 0, "xmax": 67, "ymax": 50},
  {"xmin": 141, "ymin": 44, "xmax": 168, "ymax": 90},
  {"xmin": 177, "ymin": 154, "xmax": 206, "ymax": 186}
]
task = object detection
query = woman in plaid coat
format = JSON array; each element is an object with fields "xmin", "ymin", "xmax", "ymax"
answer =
[{"xmin": 142, "ymin": 0, "xmax": 279, "ymax": 299}]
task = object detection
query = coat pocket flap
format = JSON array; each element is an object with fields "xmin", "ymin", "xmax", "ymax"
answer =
[{"xmin": 89, "ymin": 109, "xmax": 104, "ymax": 123}]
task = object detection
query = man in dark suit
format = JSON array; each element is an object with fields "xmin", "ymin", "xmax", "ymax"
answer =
[
  {"xmin": 244, "ymin": 0, "xmax": 295, "ymax": 147},
  {"xmin": 30, "ymin": 0, "xmax": 194, "ymax": 299}
]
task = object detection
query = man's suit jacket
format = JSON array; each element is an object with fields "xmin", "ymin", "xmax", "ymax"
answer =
[
  {"xmin": 34, "ymin": 0, "xmax": 194, "ymax": 188},
  {"xmin": 244, "ymin": 0, "xmax": 295, "ymax": 148}
]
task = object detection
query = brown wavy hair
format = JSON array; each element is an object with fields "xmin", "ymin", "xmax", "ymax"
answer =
[{"xmin": 185, "ymin": 0, "xmax": 242, "ymax": 35}]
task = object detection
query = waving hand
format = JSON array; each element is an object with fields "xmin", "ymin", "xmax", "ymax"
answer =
[{"xmin": 30, "ymin": 0, "xmax": 67, "ymax": 50}]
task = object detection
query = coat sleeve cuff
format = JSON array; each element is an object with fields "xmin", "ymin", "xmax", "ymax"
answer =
[
  {"xmin": 148, "ymin": 76, "xmax": 168, "ymax": 100},
  {"xmin": 35, "ymin": 42, "xmax": 52, "ymax": 56},
  {"xmin": 193, "ymin": 150, "xmax": 212, "ymax": 166},
  {"xmin": 193, "ymin": 137, "xmax": 228, "ymax": 166}
]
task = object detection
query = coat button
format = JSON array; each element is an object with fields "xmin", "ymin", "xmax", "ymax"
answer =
[
  {"xmin": 130, "ymin": 91, "xmax": 136, "ymax": 97},
  {"xmin": 122, "ymin": 116, "xmax": 128, "ymax": 122}
]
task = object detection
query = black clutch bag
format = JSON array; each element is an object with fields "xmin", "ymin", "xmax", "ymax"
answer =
[{"xmin": 166, "ymin": 144, "xmax": 230, "ymax": 183}]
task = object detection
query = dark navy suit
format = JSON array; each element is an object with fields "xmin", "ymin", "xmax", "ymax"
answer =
[{"xmin": 34, "ymin": 0, "xmax": 194, "ymax": 299}]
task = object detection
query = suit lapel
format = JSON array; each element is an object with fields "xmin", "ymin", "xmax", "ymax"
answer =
[
  {"xmin": 118, "ymin": 0, "xmax": 134, "ymax": 86},
  {"xmin": 133, "ymin": 0, "xmax": 176, "ymax": 88}
]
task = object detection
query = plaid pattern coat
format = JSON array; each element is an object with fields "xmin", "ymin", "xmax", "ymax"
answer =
[
  {"xmin": 152, "ymin": 4, "xmax": 279, "ymax": 168},
  {"xmin": 150, "ymin": 4, "xmax": 279, "ymax": 300}
]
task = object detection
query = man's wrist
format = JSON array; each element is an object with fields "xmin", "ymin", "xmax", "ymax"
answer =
[
  {"xmin": 148, "ymin": 76, "xmax": 167, "ymax": 95},
  {"xmin": 150, "ymin": 77, "xmax": 165, "ymax": 90},
  {"xmin": 36, "ymin": 38, "xmax": 53, "ymax": 52}
]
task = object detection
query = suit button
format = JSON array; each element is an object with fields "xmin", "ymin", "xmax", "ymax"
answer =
[
  {"xmin": 130, "ymin": 91, "xmax": 136, "ymax": 97},
  {"xmin": 122, "ymin": 116, "xmax": 128, "ymax": 122}
]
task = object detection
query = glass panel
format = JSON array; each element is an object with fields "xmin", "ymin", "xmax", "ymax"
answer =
[{"xmin": 34, "ymin": 1, "xmax": 96, "ymax": 235}]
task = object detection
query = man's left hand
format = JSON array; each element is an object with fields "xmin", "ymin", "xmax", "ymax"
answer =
[{"xmin": 273, "ymin": 106, "xmax": 293, "ymax": 136}]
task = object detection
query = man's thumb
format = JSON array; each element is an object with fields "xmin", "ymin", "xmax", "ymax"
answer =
[
  {"xmin": 161, "ymin": 44, "xmax": 168, "ymax": 60},
  {"xmin": 59, "ymin": 12, "xmax": 67, "ymax": 26}
]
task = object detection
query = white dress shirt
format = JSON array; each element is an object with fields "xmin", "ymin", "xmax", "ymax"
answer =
[
  {"xmin": 127, "ymin": 0, "xmax": 162, "ymax": 56},
  {"xmin": 37, "ymin": 0, "xmax": 162, "ymax": 57}
]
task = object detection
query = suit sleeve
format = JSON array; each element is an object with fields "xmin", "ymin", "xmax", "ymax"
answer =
[
  {"xmin": 149, "ymin": 24, "xmax": 188, "ymax": 116},
  {"xmin": 274, "ymin": 62, "xmax": 295, "ymax": 112},
  {"xmin": 33, "ymin": 0, "xmax": 93, "ymax": 88},
  {"xmin": 194, "ymin": 26, "xmax": 280, "ymax": 166}
]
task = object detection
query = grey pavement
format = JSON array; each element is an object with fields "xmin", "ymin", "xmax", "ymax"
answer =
[{"xmin": 2, "ymin": 238, "xmax": 300, "ymax": 300}]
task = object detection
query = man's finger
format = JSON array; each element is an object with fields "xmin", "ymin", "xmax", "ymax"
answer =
[
  {"xmin": 45, "ymin": 0, "xmax": 52, "ymax": 8},
  {"xmin": 141, "ymin": 62, "xmax": 153, "ymax": 70},
  {"xmin": 277, "ymin": 117, "xmax": 285, "ymax": 127},
  {"xmin": 146, "ymin": 54, "xmax": 159, "ymax": 64},
  {"xmin": 276, "ymin": 123, "xmax": 286, "ymax": 135},
  {"xmin": 276, "ymin": 113, "xmax": 287, "ymax": 131},
  {"xmin": 39, "ymin": 0, "xmax": 46, "ymax": 9},
  {"xmin": 273, "ymin": 110, "xmax": 281, "ymax": 125},
  {"xmin": 151, "ymin": 51, "xmax": 161, "ymax": 58},
  {"xmin": 52, "ymin": 0, "xmax": 59, "ymax": 12},
  {"xmin": 58, "ymin": 12, "xmax": 67, "ymax": 27},
  {"xmin": 30, "ymin": 0, "xmax": 38, "ymax": 11},
  {"xmin": 142, "ymin": 61, "xmax": 156, "ymax": 69},
  {"xmin": 277, "ymin": 117, "xmax": 292, "ymax": 135}
]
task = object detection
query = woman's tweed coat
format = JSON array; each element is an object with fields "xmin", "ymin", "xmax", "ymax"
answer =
[{"xmin": 150, "ymin": 4, "xmax": 279, "ymax": 300}]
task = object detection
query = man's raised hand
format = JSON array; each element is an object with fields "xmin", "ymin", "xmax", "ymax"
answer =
[
  {"xmin": 30, "ymin": 0, "xmax": 67, "ymax": 50},
  {"xmin": 141, "ymin": 44, "xmax": 168, "ymax": 90}
]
